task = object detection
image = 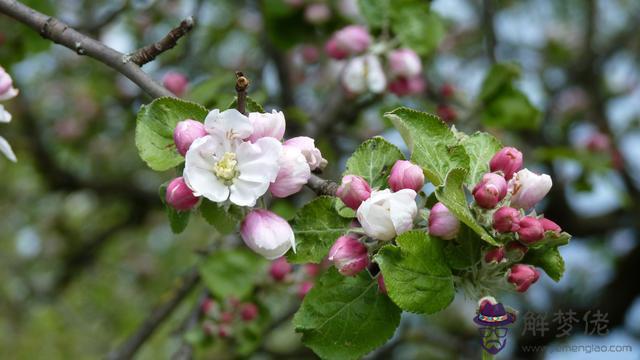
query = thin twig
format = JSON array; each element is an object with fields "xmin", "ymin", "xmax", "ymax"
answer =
[
  {"xmin": 128, "ymin": 17, "xmax": 195, "ymax": 66},
  {"xmin": 307, "ymin": 174, "xmax": 338, "ymax": 196},
  {"xmin": 481, "ymin": 0, "xmax": 497, "ymax": 64},
  {"xmin": 235, "ymin": 71, "xmax": 249, "ymax": 115}
]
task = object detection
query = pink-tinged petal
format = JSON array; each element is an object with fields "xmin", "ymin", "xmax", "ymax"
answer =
[{"xmin": 204, "ymin": 108, "xmax": 253, "ymax": 141}]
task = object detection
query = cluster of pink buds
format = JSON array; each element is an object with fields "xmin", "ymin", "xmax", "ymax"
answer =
[
  {"xmin": 200, "ymin": 297, "xmax": 260, "ymax": 339},
  {"xmin": 267, "ymin": 257, "xmax": 322, "ymax": 299}
]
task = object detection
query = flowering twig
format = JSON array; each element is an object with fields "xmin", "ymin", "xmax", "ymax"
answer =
[{"xmin": 128, "ymin": 16, "xmax": 195, "ymax": 66}]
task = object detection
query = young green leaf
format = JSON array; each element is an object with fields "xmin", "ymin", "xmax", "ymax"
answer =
[
  {"xmin": 199, "ymin": 249, "xmax": 268, "ymax": 299},
  {"xmin": 344, "ymin": 136, "xmax": 405, "ymax": 189},
  {"xmin": 385, "ymin": 107, "xmax": 469, "ymax": 186},
  {"xmin": 459, "ymin": 132, "xmax": 502, "ymax": 187},
  {"xmin": 199, "ymin": 200, "xmax": 243, "ymax": 235},
  {"xmin": 135, "ymin": 97, "xmax": 208, "ymax": 171},
  {"xmin": 443, "ymin": 224, "xmax": 482, "ymax": 270},
  {"xmin": 375, "ymin": 231, "xmax": 454, "ymax": 314},
  {"xmin": 357, "ymin": 0, "xmax": 389, "ymax": 28},
  {"xmin": 390, "ymin": 2, "xmax": 444, "ymax": 56},
  {"xmin": 287, "ymin": 196, "xmax": 352, "ymax": 264},
  {"xmin": 524, "ymin": 246, "xmax": 565, "ymax": 282},
  {"xmin": 293, "ymin": 268, "xmax": 401, "ymax": 360}
]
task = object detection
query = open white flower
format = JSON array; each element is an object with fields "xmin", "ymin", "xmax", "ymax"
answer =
[
  {"xmin": 0, "ymin": 104, "xmax": 16, "ymax": 162},
  {"xmin": 356, "ymin": 189, "xmax": 417, "ymax": 240},
  {"xmin": 183, "ymin": 109, "xmax": 282, "ymax": 207},
  {"xmin": 342, "ymin": 55, "xmax": 387, "ymax": 94}
]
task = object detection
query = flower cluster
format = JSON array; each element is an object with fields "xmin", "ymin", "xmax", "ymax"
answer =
[
  {"xmin": 200, "ymin": 297, "xmax": 260, "ymax": 339},
  {"xmin": 0, "ymin": 66, "xmax": 19, "ymax": 162},
  {"xmin": 165, "ymin": 108, "xmax": 327, "ymax": 259},
  {"xmin": 325, "ymin": 26, "xmax": 425, "ymax": 97},
  {"xmin": 269, "ymin": 257, "xmax": 322, "ymax": 299}
]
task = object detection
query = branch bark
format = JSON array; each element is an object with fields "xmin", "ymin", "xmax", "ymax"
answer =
[{"xmin": 128, "ymin": 16, "xmax": 195, "ymax": 66}]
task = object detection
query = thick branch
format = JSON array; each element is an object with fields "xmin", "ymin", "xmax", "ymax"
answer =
[
  {"xmin": 128, "ymin": 16, "xmax": 195, "ymax": 66},
  {"xmin": 0, "ymin": 0, "xmax": 171, "ymax": 98}
]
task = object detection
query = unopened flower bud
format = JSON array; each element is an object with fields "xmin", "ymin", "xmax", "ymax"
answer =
[
  {"xmin": 218, "ymin": 324, "xmax": 232, "ymax": 338},
  {"xmin": 269, "ymin": 145, "xmax": 311, "ymax": 198},
  {"xmin": 325, "ymin": 38, "xmax": 348, "ymax": 60},
  {"xmin": 202, "ymin": 321, "xmax": 216, "ymax": 336},
  {"xmin": 240, "ymin": 210, "xmax": 296, "ymax": 259},
  {"xmin": 0, "ymin": 66, "xmax": 18, "ymax": 101},
  {"xmin": 284, "ymin": 136, "xmax": 328, "ymax": 170},
  {"xmin": 388, "ymin": 48, "xmax": 422, "ymax": 78},
  {"xmin": 388, "ymin": 160, "xmax": 425, "ymax": 192},
  {"xmin": 248, "ymin": 110, "xmax": 286, "ymax": 142},
  {"xmin": 298, "ymin": 281, "xmax": 314, "ymax": 299},
  {"xmin": 162, "ymin": 71, "xmax": 188, "ymax": 97},
  {"xmin": 357, "ymin": 189, "xmax": 417, "ymax": 241},
  {"xmin": 493, "ymin": 206, "xmax": 521, "ymax": 233},
  {"xmin": 328, "ymin": 235, "xmax": 369, "ymax": 276},
  {"xmin": 539, "ymin": 218, "xmax": 561, "ymax": 233},
  {"xmin": 440, "ymin": 83, "xmax": 455, "ymax": 98},
  {"xmin": 173, "ymin": 119, "xmax": 207, "ymax": 156},
  {"xmin": 586, "ymin": 132, "xmax": 610, "ymax": 151},
  {"xmin": 472, "ymin": 173, "xmax": 508, "ymax": 209},
  {"xmin": 437, "ymin": 105, "xmax": 457, "ymax": 123},
  {"xmin": 304, "ymin": 3, "xmax": 331, "ymax": 24},
  {"xmin": 509, "ymin": 169, "xmax": 552, "ymax": 210},
  {"xmin": 484, "ymin": 247, "xmax": 505, "ymax": 263},
  {"xmin": 301, "ymin": 45, "xmax": 320, "ymax": 63},
  {"xmin": 240, "ymin": 303, "xmax": 259, "ymax": 322},
  {"xmin": 305, "ymin": 263, "xmax": 321, "ymax": 277},
  {"xmin": 388, "ymin": 76, "xmax": 426, "ymax": 96},
  {"xmin": 336, "ymin": 175, "xmax": 371, "ymax": 210},
  {"xmin": 507, "ymin": 264, "xmax": 540, "ymax": 292},
  {"xmin": 517, "ymin": 216, "xmax": 544, "ymax": 244},
  {"xmin": 490, "ymin": 147, "xmax": 523, "ymax": 180},
  {"xmin": 428, "ymin": 202, "xmax": 460, "ymax": 240},
  {"xmin": 505, "ymin": 241, "xmax": 528, "ymax": 260},
  {"xmin": 332, "ymin": 25, "xmax": 371, "ymax": 56},
  {"xmin": 166, "ymin": 177, "xmax": 199, "ymax": 211},
  {"xmin": 201, "ymin": 298, "xmax": 216, "ymax": 316},
  {"xmin": 269, "ymin": 257, "xmax": 292, "ymax": 282},
  {"xmin": 220, "ymin": 311, "xmax": 235, "ymax": 324},
  {"xmin": 377, "ymin": 274, "xmax": 387, "ymax": 294}
]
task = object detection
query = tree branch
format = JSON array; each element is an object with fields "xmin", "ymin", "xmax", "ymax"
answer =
[
  {"xmin": 128, "ymin": 16, "xmax": 195, "ymax": 66},
  {"xmin": 0, "ymin": 0, "xmax": 171, "ymax": 98},
  {"xmin": 307, "ymin": 174, "xmax": 338, "ymax": 196},
  {"xmin": 235, "ymin": 71, "xmax": 250, "ymax": 115}
]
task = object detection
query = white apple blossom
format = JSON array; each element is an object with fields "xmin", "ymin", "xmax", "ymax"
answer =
[
  {"xmin": 508, "ymin": 169, "xmax": 552, "ymax": 209},
  {"xmin": 356, "ymin": 189, "xmax": 417, "ymax": 241},
  {"xmin": 342, "ymin": 55, "xmax": 386, "ymax": 94}
]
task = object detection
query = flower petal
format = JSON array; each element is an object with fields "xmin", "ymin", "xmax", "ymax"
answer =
[
  {"xmin": 389, "ymin": 189, "xmax": 417, "ymax": 235},
  {"xmin": 0, "ymin": 136, "xmax": 16, "ymax": 162},
  {"xmin": 229, "ymin": 178, "xmax": 266, "ymax": 207},
  {"xmin": 0, "ymin": 105, "xmax": 11, "ymax": 123},
  {"xmin": 236, "ymin": 137, "xmax": 282, "ymax": 183},
  {"xmin": 184, "ymin": 136, "xmax": 229, "ymax": 202},
  {"xmin": 204, "ymin": 108, "xmax": 253, "ymax": 142}
]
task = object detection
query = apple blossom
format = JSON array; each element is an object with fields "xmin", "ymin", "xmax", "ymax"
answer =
[
  {"xmin": 388, "ymin": 160, "xmax": 425, "ymax": 192},
  {"xmin": 284, "ymin": 136, "xmax": 327, "ymax": 170},
  {"xmin": 490, "ymin": 147, "xmax": 523, "ymax": 180},
  {"xmin": 428, "ymin": 202, "xmax": 460, "ymax": 240},
  {"xmin": 247, "ymin": 110, "xmax": 286, "ymax": 142},
  {"xmin": 184, "ymin": 109, "xmax": 281, "ymax": 207},
  {"xmin": 240, "ymin": 209, "xmax": 296, "ymax": 260},
  {"xmin": 269, "ymin": 257, "xmax": 292, "ymax": 282},
  {"xmin": 0, "ymin": 66, "xmax": 18, "ymax": 101},
  {"xmin": 492, "ymin": 206, "xmax": 521, "ymax": 233},
  {"xmin": 173, "ymin": 119, "xmax": 207, "ymax": 156},
  {"xmin": 388, "ymin": 49, "xmax": 422, "ymax": 78},
  {"xmin": 388, "ymin": 76, "xmax": 425, "ymax": 96},
  {"xmin": 484, "ymin": 247, "xmax": 506, "ymax": 263},
  {"xmin": 509, "ymin": 169, "xmax": 552, "ymax": 210},
  {"xmin": 166, "ymin": 177, "xmax": 199, "ymax": 211},
  {"xmin": 0, "ymin": 105, "xmax": 16, "ymax": 162},
  {"xmin": 162, "ymin": 71, "xmax": 188, "ymax": 97},
  {"xmin": 336, "ymin": 175, "xmax": 371, "ymax": 210},
  {"xmin": 328, "ymin": 235, "xmax": 369, "ymax": 276},
  {"xmin": 304, "ymin": 3, "xmax": 331, "ymax": 24},
  {"xmin": 517, "ymin": 216, "xmax": 544, "ymax": 244},
  {"xmin": 507, "ymin": 264, "xmax": 540, "ymax": 292},
  {"xmin": 342, "ymin": 55, "xmax": 387, "ymax": 94},
  {"xmin": 356, "ymin": 189, "xmax": 417, "ymax": 241},
  {"xmin": 472, "ymin": 173, "xmax": 508, "ymax": 209},
  {"xmin": 325, "ymin": 38, "xmax": 348, "ymax": 60},
  {"xmin": 326, "ymin": 25, "xmax": 371, "ymax": 59},
  {"xmin": 539, "ymin": 218, "xmax": 561, "ymax": 233},
  {"xmin": 269, "ymin": 145, "xmax": 311, "ymax": 198}
]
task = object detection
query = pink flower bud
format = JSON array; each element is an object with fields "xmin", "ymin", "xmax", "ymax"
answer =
[
  {"xmin": 269, "ymin": 145, "xmax": 311, "ymax": 198},
  {"xmin": 326, "ymin": 25, "xmax": 371, "ymax": 59},
  {"xmin": 0, "ymin": 66, "xmax": 18, "ymax": 101},
  {"xmin": 440, "ymin": 83, "xmax": 455, "ymax": 98},
  {"xmin": 166, "ymin": 177, "xmax": 199, "ymax": 211},
  {"xmin": 492, "ymin": 206, "xmax": 521, "ymax": 233},
  {"xmin": 388, "ymin": 48, "xmax": 422, "ymax": 78},
  {"xmin": 377, "ymin": 274, "xmax": 387, "ymax": 294},
  {"xmin": 162, "ymin": 71, "xmax": 188, "ymax": 97},
  {"xmin": 388, "ymin": 160, "xmax": 425, "ymax": 192},
  {"xmin": 201, "ymin": 298, "xmax": 216, "ymax": 316},
  {"xmin": 388, "ymin": 76, "xmax": 426, "ymax": 96},
  {"xmin": 305, "ymin": 263, "xmax": 321, "ymax": 277},
  {"xmin": 539, "ymin": 218, "xmax": 561, "ymax": 233},
  {"xmin": 517, "ymin": 216, "xmax": 544, "ymax": 244},
  {"xmin": 240, "ymin": 303, "xmax": 259, "ymax": 322},
  {"xmin": 269, "ymin": 257, "xmax": 292, "ymax": 282},
  {"xmin": 284, "ymin": 136, "xmax": 328, "ymax": 170},
  {"xmin": 490, "ymin": 147, "xmax": 523, "ymax": 180},
  {"xmin": 202, "ymin": 321, "xmax": 216, "ymax": 336},
  {"xmin": 428, "ymin": 202, "xmax": 460, "ymax": 240},
  {"xmin": 509, "ymin": 169, "xmax": 552, "ymax": 210},
  {"xmin": 437, "ymin": 105, "xmax": 456, "ymax": 123},
  {"xmin": 248, "ymin": 110, "xmax": 286, "ymax": 142},
  {"xmin": 507, "ymin": 264, "xmax": 540, "ymax": 292},
  {"xmin": 484, "ymin": 247, "xmax": 505, "ymax": 263},
  {"xmin": 328, "ymin": 235, "xmax": 369, "ymax": 276},
  {"xmin": 298, "ymin": 281, "xmax": 314, "ymax": 299},
  {"xmin": 173, "ymin": 119, "xmax": 207, "ymax": 156},
  {"xmin": 220, "ymin": 311, "xmax": 235, "ymax": 324},
  {"xmin": 585, "ymin": 132, "xmax": 610, "ymax": 151},
  {"xmin": 325, "ymin": 38, "xmax": 348, "ymax": 60},
  {"xmin": 506, "ymin": 241, "xmax": 528, "ymax": 260},
  {"xmin": 304, "ymin": 3, "xmax": 331, "ymax": 24},
  {"xmin": 240, "ymin": 210, "xmax": 296, "ymax": 259},
  {"xmin": 336, "ymin": 175, "xmax": 372, "ymax": 210},
  {"xmin": 472, "ymin": 173, "xmax": 508, "ymax": 209}
]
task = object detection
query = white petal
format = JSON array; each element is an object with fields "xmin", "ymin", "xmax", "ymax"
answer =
[
  {"xmin": 389, "ymin": 189, "xmax": 417, "ymax": 235},
  {"xmin": 0, "ymin": 105, "xmax": 11, "ymax": 123},
  {"xmin": 184, "ymin": 136, "xmax": 229, "ymax": 202},
  {"xmin": 204, "ymin": 108, "xmax": 253, "ymax": 141},
  {"xmin": 236, "ymin": 137, "xmax": 282, "ymax": 183},
  {"xmin": 0, "ymin": 136, "xmax": 16, "ymax": 162},
  {"xmin": 0, "ymin": 87, "xmax": 18, "ymax": 101},
  {"xmin": 366, "ymin": 56, "xmax": 387, "ymax": 93},
  {"xmin": 342, "ymin": 57, "xmax": 367, "ymax": 94},
  {"xmin": 229, "ymin": 178, "xmax": 266, "ymax": 207}
]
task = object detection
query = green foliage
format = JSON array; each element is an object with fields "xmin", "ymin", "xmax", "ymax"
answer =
[
  {"xmin": 479, "ymin": 63, "xmax": 540, "ymax": 130},
  {"xmin": 199, "ymin": 248, "xmax": 268, "ymax": 300},
  {"xmin": 385, "ymin": 107, "xmax": 469, "ymax": 186},
  {"xmin": 443, "ymin": 225, "xmax": 482, "ymax": 270},
  {"xmin": 293, "ymin": 268, "xmax": 401, "ymax": 360},
  {"xmin": 199, "ymin": 200, "xmax": 244, "ymax": 235},
  {"xmin": 375, "ymin": 231, "xmax": 455, "ymax": 314},
  {"xmin": 459, "ymin": 132, "xmax": 502, "ymax": 187},
  {"xmin": 357, "ymin": 0, "xmax": 387, "ymax": 28},
  {"xmin": 344, "ymin": 136, "xmax": 405, "ymax": 189},
  {"xmin": 524, "ymin": 246, "xmax": 565, "ymax": 282},
  {"xmin": 528, "ymin": 231, "xmax": 571, "ymax": 250},
  {"xmin": 287, "ymin": 197, "xmax": 352, "ymax": 264},
  {"xmin": 135, "ymin": 97, "xmax": 208, "ymax": 171},
  {"xmin": 158, "ymin": 182, "xmax": 190, "ymax": 234},
  {"xmin": 434, "ymin": 168, "xmax": 498, "ymax": 245}
]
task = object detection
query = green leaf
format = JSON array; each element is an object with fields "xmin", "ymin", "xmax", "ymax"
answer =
[
  {"xmin": 287, "ymin": 197, "xmax": 352, "ymax": 264},
  {"xmin": 390, "ymin": 3, "xmax": 444, "ymax": 56},
  {"xmin": 443, "ymin": 225, "xmax": 482, "ymax": 270},
  {"xmin": 434, "ymin": 168, "xmax": 498, "ymax": 245},
  {"xmin": 158, "ymin": 182, "xmax": 190, "ymax": 234},
  {"xmin": 294, "ymin": 268, "xmax": 401, "ymax": 360},
  {"xmin": 528, "ymin": 231, "xmax": 571, "ymax": 250},
  {"xmin": 479, "ymin": 63, "xmax": 521, "ymax": 101},
  {"xmin": 385, "ymin": 107, "xmax": 469, "ymax": 186},
  {"xmin": 135, "ymin": 97, "xmax": 208, "ymax": 171},
  {"xmin": 344, "ymin": 137, "xmax": 405, "ymax": 189},
  {"xmin": 375, "ymin": 231, "xmax": 454, "ymax": 314},
  {"xmin": 524, "ymin": 246, "xmax": 565, "ymax": 282},
  {"xmin": 227, "ymin": 96, "xmax": 265, "ymax": 113},
  {"xmin": 199, "ymin": 249, "xmax": 268, "ymax": 300},
  {"xmin": 199, "ymin": 200, "xmax": 244, "ymax": 235},
  {"xmin": 335, "ymin": 198, "xmax": 356, "ymax": 218},
  {"xmin": 358, "ymin": 0, "xmax": 389, "ymax": 28},
  {"xmin": 459, "ymin": 132, "xmax": 502, "ymax": 187}
]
